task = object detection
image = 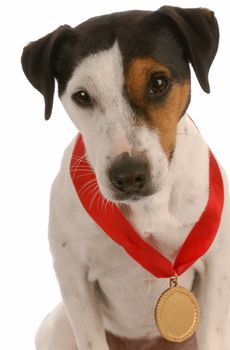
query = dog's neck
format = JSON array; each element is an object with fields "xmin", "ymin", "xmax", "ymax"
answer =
[{"xmin": 118, "ymin": 115, "xmax": 209, "ymax": 258}]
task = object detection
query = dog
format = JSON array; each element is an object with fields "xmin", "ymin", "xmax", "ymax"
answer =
[{"xmin": 21, "ymin": 6, "xmax": 230, "ymax": 350}]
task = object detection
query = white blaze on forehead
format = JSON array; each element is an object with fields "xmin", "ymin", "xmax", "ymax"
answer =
[
  {"xmin": 113, "ymin": 127, "xmax": 133, "ymax": 156},
  {"xmin": 61, "ymin": 41, "xmax": 136, "ymax": 158}
]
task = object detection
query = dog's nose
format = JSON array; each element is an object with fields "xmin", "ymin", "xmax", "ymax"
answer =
[{"xmin": 109, "ymin": 153, "xmax": 147, "ymax": 193}]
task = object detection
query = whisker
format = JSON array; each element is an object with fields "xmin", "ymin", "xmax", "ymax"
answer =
[
  {"xmin": 89, "ymin": 189, "xmax": 100, "ymax": 209},
  {"xmin": 73, "ymin": 172, "xmax": 95, "ymax": 179},
  {"xmin": 71, "ymin": 159, "xmax": 88, "ymax": 167},
  {"xmin": 97, "ymin": 193, "xmax": 104, "ymax": 211},
  {"xmin": 103, "ymin": 195, "xmax": 108, "ymax": 213},
  {"xmin": 80, "ymin": 183, "xmax": 99, "ymax": 201},
  {"xmin": 82, "ymin": 182, "xmax": 99, "ymax": 198},
  {"xmin": 70, "ymin": 156, "xmax": 88, "ymax": 168},
  {"xmin": 105, "ymin": 197, "xmax": 111, "ymax": 213},
  {"xmin": 71, "ymin": 152, "xmax": 88, "ymax": 161},
  {"xmin": 78, "ymin": 182, "xmax": 97, "ymax": 196},
  {"xmin": 71, "ymin": 153, "xmax": 89, "ymax": 179},
  {"xmin": 101, "ymin": 194, "xmax": 107, "ymax": 213},
  {"xmin": 61, "ymin": 168, "xmax": 94, "ymax": 175},
  {"xmin": 78, "ymin": 179, "xmax": 97, "ymax": 195},
  {"xmin": 72, "ymin": 168, "xmax": 94, "ymax": 175},
  {"xmin": 70, "ymin": 165, "xmax": 93, "ymax": 170}
]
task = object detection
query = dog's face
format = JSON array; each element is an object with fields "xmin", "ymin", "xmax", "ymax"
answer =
[
  {"xmin": 61, "ymin": 39, "xmax": 190, "ymax": 202},
  {"xmin": 21, "ymin": 7, "xmax": 219, "ymax": 203}
]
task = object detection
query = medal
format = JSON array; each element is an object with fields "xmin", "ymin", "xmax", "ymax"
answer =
[
  {"xmin": 70, "ymin": 130, "xmax": 224, "ymax": 342},
  {"xmin": 155, "ymin": 276, "xmax": 200, "ymax": 342}
]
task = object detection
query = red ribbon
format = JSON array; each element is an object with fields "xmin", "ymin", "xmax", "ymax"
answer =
[{"xmin": 70, "ymin": 134, "xmax": 224, "ymax": 278}]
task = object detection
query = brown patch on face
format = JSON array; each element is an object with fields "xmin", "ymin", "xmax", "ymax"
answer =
[{"xmin": 126, "ymin": 57, "xmax": 190, "ymax": 158}]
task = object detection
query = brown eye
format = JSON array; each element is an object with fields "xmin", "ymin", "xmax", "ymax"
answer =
[
  {"xmin": 149, "ymin": 76, "xmax": 170, "ymax": 96},
  {"xmin": 72, "ymin": 90, "xmax": 92, "ymax": 107}
]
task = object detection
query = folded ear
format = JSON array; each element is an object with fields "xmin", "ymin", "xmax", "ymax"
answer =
[
  {"xmin": 21, "ymin": 25, "xmax": 72, "ymax": 120},
  {"xmin": 159, "ymin": 6, "xmax": 219, "ymax": 93}
]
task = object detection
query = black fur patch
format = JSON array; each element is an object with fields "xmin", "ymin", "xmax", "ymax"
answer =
[
  {"xmin": 21, "ymin": 7, "xmax": 219, "ymax": 119},
  {"xmin": 55, "ymin": 11, "xmax": 191, "ymax": 96}
]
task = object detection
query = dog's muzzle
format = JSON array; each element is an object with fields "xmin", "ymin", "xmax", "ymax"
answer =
[{"xmin": 108, "ymin": 152, "xmax": 151, "ymax": 200}]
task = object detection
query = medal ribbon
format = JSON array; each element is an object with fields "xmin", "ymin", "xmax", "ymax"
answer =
[{"xmin": 70, "ymin": 133, "xmax": 224, "ymax": 278}]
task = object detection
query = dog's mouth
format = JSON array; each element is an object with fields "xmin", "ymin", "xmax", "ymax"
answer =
[{"xmin": 109, "ymin": 186, "xmax": 156, "ymax": 203}]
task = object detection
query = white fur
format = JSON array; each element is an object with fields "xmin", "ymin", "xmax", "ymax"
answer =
[
  {"xmin": 36, "ymin": 43, "xmax": 230, "ymax": 350},
  {"xmin": 61, "ymin": 42, "xmax": 168, "ymax": 202}
]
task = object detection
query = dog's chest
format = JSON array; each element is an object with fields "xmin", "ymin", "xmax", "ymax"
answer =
[
  {"xmin": 83, "ymin": 179, "xmax": 207, "ymax": 337},
  {"xmin": 87, "ymin": 196, "xmax": 199, "ymax": 282},
  {"xmin": 85, "ymin": 200, "xmax": 202, "ymax": 338},
  {"xmin": 86, "ymin": 220, "xmax": 196, "ymax": 338}
]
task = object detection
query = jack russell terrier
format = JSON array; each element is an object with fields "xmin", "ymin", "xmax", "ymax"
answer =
[{"xmin": 21, "ymin": 6, "xmax": 230, "ymax": 350}]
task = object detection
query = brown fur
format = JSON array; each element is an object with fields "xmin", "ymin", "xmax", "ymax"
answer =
[
  {"xmin": 106, "ymin": 331, "xmax": 197, "ymax": 350},
  {"xmin": 126, "ymin": 58, "xmax": 190, "ymax": 156}
]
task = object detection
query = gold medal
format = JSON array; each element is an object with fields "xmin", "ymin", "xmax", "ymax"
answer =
[{"xmin": 155, "ymin": 276, "xmax": 200, "ymax": 342}]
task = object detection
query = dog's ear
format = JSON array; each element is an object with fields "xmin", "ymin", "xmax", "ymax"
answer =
[
  {"xmin": 158, "ymin": 6, "xmax": 219, "ymax": 93},
  {"xmin": 21, "ymin": 25, "xmax": 72, "ymax": 120}
]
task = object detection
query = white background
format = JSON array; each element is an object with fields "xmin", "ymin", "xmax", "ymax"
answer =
[{"xmin": 1, "ymin": 0, "xmax": 229, "ymax": 349}]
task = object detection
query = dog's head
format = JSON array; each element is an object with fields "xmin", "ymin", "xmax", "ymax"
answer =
[{"xmin": 21, "ymin": 6, "xmax": 219, "ymax": 203}]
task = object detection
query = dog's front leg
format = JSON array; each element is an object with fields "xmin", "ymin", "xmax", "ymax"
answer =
[
  {"xmin": 195, "ymin": 213, "xmax": 230, "ymax": 349},
  {"xmin": 47, "ymin": 172, "xmax": 110, "ymax": 350},
  {"xmin": 52, "ymin": 250, "xmax": 109, "ymax": 350}
]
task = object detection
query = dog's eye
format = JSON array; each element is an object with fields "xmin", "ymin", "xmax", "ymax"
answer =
[
  {"xmin": 72, "ymin": 90, "xmax": 92, "ymax": 107},
  {"xmin": 149, "ymin": 76, "xmax": 170, "ymax": 96}
]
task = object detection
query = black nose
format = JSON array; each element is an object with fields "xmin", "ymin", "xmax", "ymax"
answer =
[{"xmin": 109, "ymin": 153, "xmax": 147, "ymax": 193}]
